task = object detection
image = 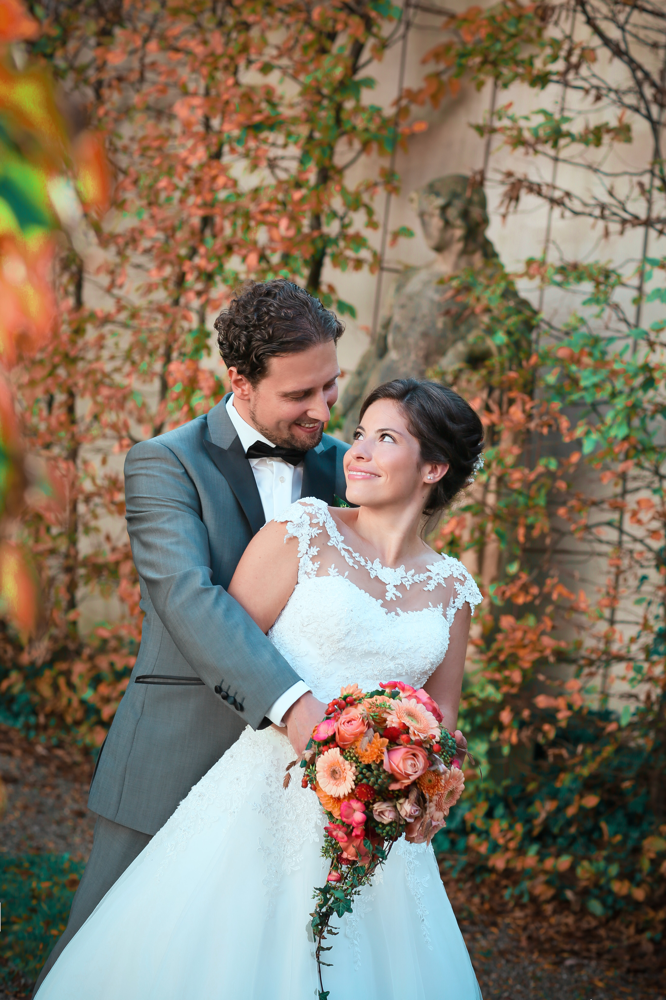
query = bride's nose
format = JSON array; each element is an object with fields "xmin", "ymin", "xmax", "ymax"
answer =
[{"xmin": 349, "ymin": 437, "xmax": 371, "ymax": 461}]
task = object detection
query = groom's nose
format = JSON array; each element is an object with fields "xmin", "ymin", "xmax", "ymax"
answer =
[{"xmin": 304, "ymin": 392, "xmax": 331, "ymax": 424}]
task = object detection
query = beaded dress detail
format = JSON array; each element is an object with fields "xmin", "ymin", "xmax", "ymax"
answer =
[{"xmin": 36, "ymin": 499, "xmax": 483, "ymax": 1000}]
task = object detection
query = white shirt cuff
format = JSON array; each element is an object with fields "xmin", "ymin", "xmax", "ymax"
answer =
[{"xmin": 266, "ymin": 680, "xmax": 311, "ymax": 727}]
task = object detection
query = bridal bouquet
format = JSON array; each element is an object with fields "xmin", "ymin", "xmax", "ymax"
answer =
[{"xmin": 288, "ymin": 681, "xmax": 465, "ymax": 999}]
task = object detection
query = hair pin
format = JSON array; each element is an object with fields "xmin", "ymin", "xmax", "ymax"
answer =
[{"xmin": 466, "ymin": 453, "xmax": 484, "ymax": 485}]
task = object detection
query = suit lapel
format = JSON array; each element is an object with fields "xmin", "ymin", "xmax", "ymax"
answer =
[
  {"xmin": 205, "ymin": 396, "xmax": 341, "ymax": 526},
  {"xmin": 204, "ymin": 399, "xmax": 265, "ymax": 535},
  {"xmin": 302, "ymin": 442, "xmax": 338, "ymax": 506}
]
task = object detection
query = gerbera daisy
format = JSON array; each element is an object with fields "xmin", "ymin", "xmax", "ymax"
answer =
[
  {"xmin": 355, "ymin": 733, "xmax": 388, "ymax": 764},
  {"xmin": 315, "ymin": 785, "xmax": 342, "ymax": 818},
  {"xmin": 316, "ymin": 747, "xmax": 356, "ymax": 797},
  {"xmin": 340, "ymin": 683, "xmax": 365, "ymax": 699},
  {"xmin": 436, "ymin": 765, "xmax": 465, "ymax": 810},
  {"xmin": 385, "ymin": 698, "xmax": 440, "ymax": 739},
  {"xmin": 417, "ymin": 769, "xmax": 446, "ymax": 796}
]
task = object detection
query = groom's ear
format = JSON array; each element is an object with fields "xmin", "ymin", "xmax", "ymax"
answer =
[{"xmin": 227, "ymin": 367, "xmax": 253, "ymax": 400}]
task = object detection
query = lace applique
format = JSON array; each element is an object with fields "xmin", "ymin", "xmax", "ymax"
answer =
[
  {"xmin": 342, "ymin": 863, "xmax": 386, "ymax": 969},
  {"xmin": 281, "ymin": 497, "xmax": 482, "ymax": 608},
  {"xmin": 268, "ymin": 498, "xmax": 483, "ymax": 703},
  {"xmin": 341, "ymin": 842, "xmax": 435, "ymax": 964},
  {"xmin": 255, "ymin": 760, "xmax": 322, "ymax": 915},
  {"xmin": 395, "ymin": 839, "xmax": 436, "ymax": 950},
  {"xmin": 282, "ymin": 500, "xmax": 325, "ymax": 582}
]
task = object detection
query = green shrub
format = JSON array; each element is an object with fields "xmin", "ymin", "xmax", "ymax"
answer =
[{"xmin": 0, "ymin": 854, "xmax": 83, "ymax": 985}]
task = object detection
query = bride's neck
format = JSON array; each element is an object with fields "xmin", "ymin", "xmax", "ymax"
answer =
[{"xmin": 349, "ymin": 502, "xmax": 426, "ymax": 567}]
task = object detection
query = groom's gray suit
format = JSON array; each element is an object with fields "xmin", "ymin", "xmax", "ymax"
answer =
[{"xmin": 35, "ymin": 395, "xmax": 348, "ymax": 989}]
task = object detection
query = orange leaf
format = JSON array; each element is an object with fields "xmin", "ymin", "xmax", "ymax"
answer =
[
  {"xmin": 0, "ymin": 234, "xmax": 58, "ymax": 365},
  {"xmin": 0, "ymin": 541, "xmax": 39, "ymax": 634},
  {"xmin": 245, "ymin": 249, "xmax": 260, "ymax": 271},
  {"xmin": 73, "ymin": 132, "xmax": 113, "ymax": 215},
  {"xmin": 0, "ymin": 0, "xmax": 38, "ymax": 42}
]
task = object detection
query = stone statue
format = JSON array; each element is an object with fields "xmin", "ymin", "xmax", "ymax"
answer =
[{"xmin": 338, "ymin": 174, "xmax": 535, "ymax": 439}]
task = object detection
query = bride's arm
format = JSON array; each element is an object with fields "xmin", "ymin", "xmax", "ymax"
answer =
[
  {"xmin": 228, "ymin": 520, "xmax": 299, "ymax": 633},
  {"xmin": 228, "ymin": 520, "xmax": 326, "ymax": 753},
  {"xmin": 423, "ymin": 602, "xmax": 471, "ymax": 734}
]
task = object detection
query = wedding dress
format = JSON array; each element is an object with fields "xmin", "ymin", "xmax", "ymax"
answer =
[{"xmin": 37, "ymin": 499, "xmax": 483, "ymax": 1000}]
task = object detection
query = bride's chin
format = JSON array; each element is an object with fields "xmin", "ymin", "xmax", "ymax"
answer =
[{"xmin": 344, "ymin": 482, "xmax": 378, "ymax": 506}]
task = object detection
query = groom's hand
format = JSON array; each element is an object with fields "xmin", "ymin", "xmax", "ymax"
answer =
[{"xmin": 284, "ymin": 692, "xmax": 326, "ymax": 755}]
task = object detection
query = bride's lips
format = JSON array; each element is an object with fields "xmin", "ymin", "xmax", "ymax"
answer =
[{"xmin": 347, "ymin": 466, "xmax": 379, "ymax": 480}]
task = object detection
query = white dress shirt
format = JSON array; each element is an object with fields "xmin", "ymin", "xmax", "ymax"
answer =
[{"xmin": 226, "ymin": 395, "xmax": 310, "ymax": 726}]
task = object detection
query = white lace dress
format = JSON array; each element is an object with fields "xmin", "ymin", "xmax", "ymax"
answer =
[{"xmin": 37, "ymin": 499, "xmax": 483, "ymax": 1000}]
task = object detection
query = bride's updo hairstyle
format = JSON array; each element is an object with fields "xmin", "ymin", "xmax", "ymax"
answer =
[{"xmin": 358, "ymin": 378, "xmax": 484, "ymax": 520}]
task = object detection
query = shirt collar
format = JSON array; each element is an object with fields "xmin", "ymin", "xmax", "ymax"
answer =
[{"xmin": 226, "ymin": 395, "xmax": 276, "ymax": 455}]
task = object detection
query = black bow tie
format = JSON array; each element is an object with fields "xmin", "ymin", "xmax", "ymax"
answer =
[{"xmin": 245, "ymin": 441, "xmax": 306, "ymax": 466}]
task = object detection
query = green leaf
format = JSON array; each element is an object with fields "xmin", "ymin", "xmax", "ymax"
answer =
[
  {"xmin": 335, "ymin": 299, "xmax": 357, "ymax": 318},
  {"xmin": 586, "ymin": 898, "xmax": 605, "ymax": 917}
]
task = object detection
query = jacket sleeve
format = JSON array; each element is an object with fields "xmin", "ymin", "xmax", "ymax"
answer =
[{"xmin": 124, "ymin": 437, "xmax": 302, "ymax": 729}]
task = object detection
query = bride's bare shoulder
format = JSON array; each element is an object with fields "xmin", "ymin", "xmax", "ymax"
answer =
[
  {"xmin": 235, "ymin": 517, "xmax": 300, "ymax": 574},
  {"xmin": 227, "ymin": 517, "xmax": 300, "ymax": 632}
]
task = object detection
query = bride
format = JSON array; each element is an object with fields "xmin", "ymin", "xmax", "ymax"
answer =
[{"xmin": 36, "ymin": 378, "xmax": 484, "ymax": 1000}]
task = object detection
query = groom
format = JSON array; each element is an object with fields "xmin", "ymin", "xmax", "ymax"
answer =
[{"xmin": 34, "ymin": 279, "xmax": 349, "ymax": 988}]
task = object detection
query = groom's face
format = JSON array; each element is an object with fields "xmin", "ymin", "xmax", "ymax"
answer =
[{"xmin": 230, "ymin": 339, "xmax": 340, "ymax": 451}]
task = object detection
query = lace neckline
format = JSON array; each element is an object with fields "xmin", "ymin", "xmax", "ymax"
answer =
[{"xmin": 296, "ymin": 497, "xmax": 464, "ymax": 603}]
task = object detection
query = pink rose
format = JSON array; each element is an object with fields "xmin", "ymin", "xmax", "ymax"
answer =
[
  {"xmin": 313, "ymin": 718, "xmax": 338, "ymax": 741},
  {"xmin": 396, "ymin": 786, "xmax": 424, "ymax": 822},
  {"xmin": 383, "ymin": 745, "xmax": 430, "ymax": 789},
  {"xmin": 405, "ymin": 796, "xmax": 448, "ymax": 844},
  {"xmin": 335, "ymin": 707, "xmax": 368, "ymax": 748},
  {"xmin": 413, "ymin": 688, "xmax": 444, "ymax": 723},
  {"xmin": 372, "ymin": 800, "xmax": 400, "ymax": 825},
  {"xmin": 340, "ymin": 799, "xmax": 366, "ymax": 834},
  {"xmin": 327, "ymin": 871, "xmax": 342, "ymax": 883}
]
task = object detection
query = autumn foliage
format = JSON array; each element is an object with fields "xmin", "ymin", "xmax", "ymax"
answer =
[{"xmin": 0, "ymin": 0, "xmax": 664, "ymax": 973}]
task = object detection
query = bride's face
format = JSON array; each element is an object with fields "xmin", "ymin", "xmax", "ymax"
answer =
[{"xmin": 344, "ymin": 399, "xmax": 448, "ymax": 510}]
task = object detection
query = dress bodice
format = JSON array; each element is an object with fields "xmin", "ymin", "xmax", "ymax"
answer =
[{"xmin": 268, "ymin": 498, "xmax": 482, "ymax": 699}]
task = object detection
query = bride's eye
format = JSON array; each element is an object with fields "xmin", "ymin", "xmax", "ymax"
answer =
[
  {"xmin": 379, "ymin": 432, "xmax": 396, "ymax": 443},
  {"xmin": 353, "ymin": 429, "xmax": 363, "ymax": 440}
]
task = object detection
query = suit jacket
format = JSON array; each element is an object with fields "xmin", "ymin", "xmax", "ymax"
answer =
[{"xmin": 88, "ymin": 396, "xmax": 349, "ymax": 835}]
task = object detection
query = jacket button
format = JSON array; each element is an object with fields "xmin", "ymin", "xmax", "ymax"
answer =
[
  {"xmin": 214, "ymin": 685, "xmax": 221, "ymax": 695},
  {"xmin": 236, "ymin": 703, "xmax": 244, "ymax": 712}
]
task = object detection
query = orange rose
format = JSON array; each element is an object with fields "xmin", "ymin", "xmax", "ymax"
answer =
[
  {"xmin": 335, "ymin": 706, "xmax": 368, "ymax": 748},
  {"xmin": 383, "ymin": 745, "xmax": 430, "ymax": 789}
]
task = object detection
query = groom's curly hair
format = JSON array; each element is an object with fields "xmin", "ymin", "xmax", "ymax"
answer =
[{"xmin": 214, "ymin": 280, "xmax": 345, "ymax": 384}]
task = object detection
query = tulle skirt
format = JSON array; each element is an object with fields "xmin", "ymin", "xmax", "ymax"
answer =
[{"xmin": 36, "ymin": 726, "xmax": 482, "ymax": 1000}]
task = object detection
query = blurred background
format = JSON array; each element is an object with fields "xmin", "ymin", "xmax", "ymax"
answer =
[{"xmin": 0, "ymin": 1, "xmax": 664, "ymax": 997}]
